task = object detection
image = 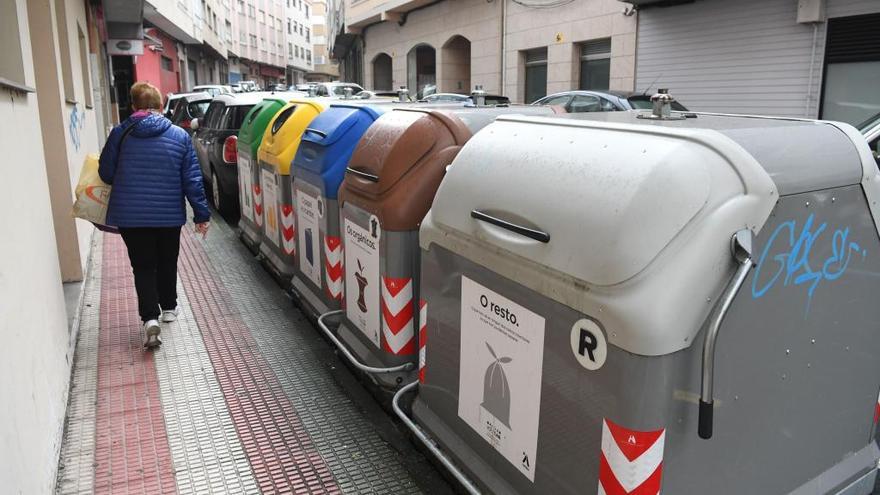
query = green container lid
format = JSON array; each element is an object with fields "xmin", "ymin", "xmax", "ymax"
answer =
[{"xmin": 238, "ymin": 97, "xmax": 289, "ymax": 156}]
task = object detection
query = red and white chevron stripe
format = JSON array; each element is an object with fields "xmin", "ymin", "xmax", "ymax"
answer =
[
  {"xmin": 380, "ymin": 277, "xmax": 416, "ymax": 355},
  {"xmin": 418, "ymin": 300, "xmax": 426, "ymax": 383},
  {"xmin": 280, "ymin": 204, "xmax": 295, "ymax": 255},
  {"xmin": 253, "ymin": 184, "xmax": 263, "ymax": 226},
  {"xmin": 324, "ymin": 235, "xmax": 343, "ymax": 300},
  {"xmin": 598, "ymin": 419, "xmax": 665, "ymax": 495}
]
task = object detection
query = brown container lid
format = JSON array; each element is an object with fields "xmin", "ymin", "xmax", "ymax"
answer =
[{"xmin": 340, "ymin": 108, "xmax": 472, "ymax": 231}]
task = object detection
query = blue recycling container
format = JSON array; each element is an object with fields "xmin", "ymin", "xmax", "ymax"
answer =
[{"xmin": 289, "ymin": 103, "xmax": 386, "ymax": 319}]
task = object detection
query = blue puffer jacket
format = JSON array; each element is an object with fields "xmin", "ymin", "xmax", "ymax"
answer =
[{"xmin": 99, "ymin": 113, "xmax": 211, "ymax": 227}]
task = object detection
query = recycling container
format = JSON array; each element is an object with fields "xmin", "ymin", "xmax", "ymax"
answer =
[
  {"xmin": 289, "ymin": 104, "xmax": 386, "ymax": 319},
  {"xmin": 237, "ymin": 96, "xmax": 290, "ymax": 254},
  {"xmin": 409, "ymin": 111, "xmax": 880, "ymax": 494},
  {"xmin": 326, "ymin": 106, "xmax": 561, "ymax": 391},
  {"xmin": 256, "ymin": 99, "xmax": 325, "ymax": 283}
]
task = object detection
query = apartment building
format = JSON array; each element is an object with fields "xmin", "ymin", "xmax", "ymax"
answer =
[
  {"xmin": 228, "ymin": 0, "xmax": 288, "ymax": 86},
  {"xmin": 286, "ymin": 0, "xmax": 315, "ymax": 84},
  {"xmin": 627, "ymin": 0, "xmax": 880, "ymax": 125},
  {"xmin": 329, "ymin": 0, "xmax": 636, "ymax": 101},
  {"xmin": 308, "ymin": 0, "xmax": 340, "ymax": 82}
]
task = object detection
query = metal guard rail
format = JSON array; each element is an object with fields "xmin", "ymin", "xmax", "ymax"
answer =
[
  {"xmin": 317, "ymin": 310, "xmax": 415, "ymax": 374},
  {"xmin": 393, "ymin": 381, "xmax": 482, "ymax": 495}
]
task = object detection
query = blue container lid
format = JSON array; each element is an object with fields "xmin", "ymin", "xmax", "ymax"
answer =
[{"xmin": 292, "ymin": 104, "xmax": 385, "ymax": 199}]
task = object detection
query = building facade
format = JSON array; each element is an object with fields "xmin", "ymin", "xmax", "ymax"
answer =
[
  {"xmin": 286, "ymin": 0, "xmax": 315, "ymax": 84},
  {"xmin": 308, "ymin": 0, "xmax": 340, "ymax": 82},
  {"xmin": 330, "ymin": 0, "xmax": 636, "ymax": 102},
  {"xmin": 1, "ymin": 0, "xmax": 115, "ymax": 492},
  {"xmin": 628, "ymin": 0, "xmax": 880, "ymax": 125}
]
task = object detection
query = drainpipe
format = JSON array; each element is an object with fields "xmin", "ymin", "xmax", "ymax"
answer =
[
  {"xmin": 805, "ymin": 22, "xmax": 819, "ymax": 117},
  {"xmin": 499, "ymin": 0, "xmax": 506, "ymax": 96}
]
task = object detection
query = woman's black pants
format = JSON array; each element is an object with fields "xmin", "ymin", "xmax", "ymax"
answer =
[{"xmin": 119, "ymin": 227, "xmax": 182, "ymax": 322}]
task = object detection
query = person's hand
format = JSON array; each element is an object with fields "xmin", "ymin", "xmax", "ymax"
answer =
[{"xmin": 195, "ymin": 222, "xmax": 210, "ymax": 239}]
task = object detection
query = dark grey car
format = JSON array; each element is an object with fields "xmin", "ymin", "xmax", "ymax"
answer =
[
  {"xmin": 533, "ymin": 90, "xmax": 688, "ymax": 113},
  {"xmin": 192, "ymin": 93, "xmax": 265, "ymax": 218}
]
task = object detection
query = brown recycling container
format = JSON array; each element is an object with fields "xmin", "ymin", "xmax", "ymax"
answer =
[{"xmin": 323, "ymin": 105, "xmax": 561, "ymax": 391}]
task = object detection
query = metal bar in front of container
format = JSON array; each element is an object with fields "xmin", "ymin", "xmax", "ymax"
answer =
[
  {"xmin": 317, "ymin": 310, "xmax": 414, "ymax": 374},
  {"xmin": 392, "ymin": 381, "xmax": 482, "ymax": 495}
]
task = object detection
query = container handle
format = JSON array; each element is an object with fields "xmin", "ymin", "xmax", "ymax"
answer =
[
  {"xmin": 699, "ymin": 229, "xmax": 754, "ymax": 439},
  {"xmin": 317, "ymin": 310, "xmax": 414, "ymax": 374},
  {"xmin": 471, "ymin": 210, "xmax": 550, "ymax": 243},
  {"xmin": 305, "ymin": 127, "xmax": 328, "ymax": 138},
  {"xmin": 346, "ymin": 167, "xmax": 380, "ymax": 182}
]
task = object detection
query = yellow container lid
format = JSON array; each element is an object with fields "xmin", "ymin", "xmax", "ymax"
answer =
[{"xmin": 257, "ymin": 99, "xmax": 326, "ymax": 175}]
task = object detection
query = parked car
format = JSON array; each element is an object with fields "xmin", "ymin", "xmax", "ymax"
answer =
[
  {"xmin": 419, "ymin": 92, "xmax": 511, "ymax": 105},
  {"xmin": 312, "ymin": 82, "xmax": 364, "ymax": 97},
  {"xmin": 193, "ymin": 84, "xmax": 233, "ymax": 97},
  {"xmin": 168, "ymin": 92, "xmax": 211, "ymax": 134},
  {"xmin": 191, "ymin": 93, "xmax": 265, "ymax": 218},
  {"xmin": 238, "ymin": 80, "xmax": 259, "ymax": 92},
  {"xmin": 162, "ymin": 91, "xmax": 208, "ymax": 119},
  {"xmin": 294, "ymin": 83, "xmax": 313, "ymax": 92},
  {"xmin": 532, "ymin": 90, "xmax": 689, "ymax": 113}
]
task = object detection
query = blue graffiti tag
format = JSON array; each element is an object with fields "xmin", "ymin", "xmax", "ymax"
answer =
[
  {"xmin": 751, "ymin": 213, "xmax": 867, "ymax": 314},
  {"xmin": 69, "ymin": 104, "xmax": 85, "ymax": 151}
]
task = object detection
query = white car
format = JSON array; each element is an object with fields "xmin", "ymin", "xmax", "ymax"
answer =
[
  {"xmin": 192, "ymin": 85, "xmax": 233, "ymax": 97},
  {"xmin": 312, "ymin": 82, "xmax": 364, "ymax": 98}
]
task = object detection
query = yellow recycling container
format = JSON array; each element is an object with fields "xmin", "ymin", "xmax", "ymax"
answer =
[{"xmin": 256, "ymin": 99, "xmax": 326, "ymax": 284}]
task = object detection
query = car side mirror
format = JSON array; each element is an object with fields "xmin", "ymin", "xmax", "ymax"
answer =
[
  {"xmin": 874, "ymin": 141, "xmax": 880, "ymax": 168},
  {"xmin": 191, "ymin": 118, "xmax": 200, "ymax": 130}
]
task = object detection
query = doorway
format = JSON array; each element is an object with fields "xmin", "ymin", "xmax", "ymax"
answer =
[
  {"xmin": 440, "ymin": 36, "xmax": 470, "ymax": 94},
  {"xmin": 407, "ymin": 44, "xmax": 436, "ymax": 99}
]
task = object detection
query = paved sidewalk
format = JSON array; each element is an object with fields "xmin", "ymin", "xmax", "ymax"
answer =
[{"xmin": 56, "ymin": 216, "xmax": 452, "ymax": 495}]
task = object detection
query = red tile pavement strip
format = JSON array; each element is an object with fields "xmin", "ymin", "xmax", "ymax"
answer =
[
  {"xmin": 177, "ymin": 229, "xmax": 341, "ymax": 495},
  {"xmin": 94, "ymin": 234, "xmax": 178, "ymax": 494}
]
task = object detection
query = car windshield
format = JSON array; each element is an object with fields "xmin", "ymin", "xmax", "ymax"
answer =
[
  {"xmin": 627, "ymin": 94, "xmax": 688, "ymax": 111},
  {"xmin": 331, "ymin": 85, "xmax": 363, "ymax": 96},
  {"xmin": 224, "ymin": 105, "xmax": 256, "ymax": 130}
]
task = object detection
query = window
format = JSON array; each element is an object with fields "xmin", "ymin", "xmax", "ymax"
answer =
[
  {"xmin": 237, "ymin": 0, "xmax": 245, "ymax": 13},
  {"xmin": 578, "ymin": 38, "xmax": 611, "ymax": 91},
  {"xmin": 54, "ymin": 0, "xmax": 75, "ymax": 102},
  {"xmin": 306, "ymin": 49, "xmax": 311, "ymax": 62},
  {"xmin": 225, "ymin": 20, "xmax": 232, "ymax": 42},
  {"xmin": 305, "ymin": 28, "xmax": 309, "ymax": 42},
  {"xmin": 77, "ymin": 23, "xmax": 93, "ymax": 107},
  {"xmin": 0, "ymin": 0, "xmax": 27, "ymax": 89},
  {"xmin": 259, "ymin": 9, "xmax": 265, "ymax": 23},
  {"xmin": 569, "ymin": 94, "xmax": 603, "ymax": 112},
  {"xmin": 289, "ymin": 43, "xmax": 293, "ymax": 57},
  {"xmin": 161, "ymin": 55, "xmax": 173, "ymax": 71},
  {"xmin": 250, "ymin": 34, "xmax": 257, "ymax": 47},
  {"xmin": 304, "ymin": 5, "xmax": 309, "ymax": 17},
  {"xmin": 523, "ymin": 47, "xmax": 547, "ymax": 104},
  {"xmin": 821, "ymin": 13, "xmax": 880, "ymax": 125},
  {"xmin": 248, "ymin": 4, "xmax": 255, "ymax": 17},
  {"xmin": 203, "ymin": 101, "xmax": 225, "ymax": 128},
  {"xmin": 287, "ymin": 20, "xmax": 291, "ymax": 34}
]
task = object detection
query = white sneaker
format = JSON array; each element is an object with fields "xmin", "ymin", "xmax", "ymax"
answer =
[
  {"xmin": 160, "ymin": 307, "xmax": 179, "ymax": 322},
  {"xmin": 143, "ymin": 320, "xmax": 162, "ymax": 348}
]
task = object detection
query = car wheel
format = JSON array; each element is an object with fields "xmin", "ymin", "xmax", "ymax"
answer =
[{"xmin": 211, "ymin": 168, "xmax": 237, "ymax": 221}]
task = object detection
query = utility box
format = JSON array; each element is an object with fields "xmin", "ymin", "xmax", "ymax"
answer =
[
  {"xmin": 333, "ymin": 106, "xmax": 561, "ymax": 390},
  {"xmin": 237, "ymin": 96, "xmax": 290, "ymax": 254},
  {"xmin": 256, "ymin": 99, "xmax": 325, "ymax": 284},
  {"xmin": 290, "ymin": 103, "xmax": 386, "ymax": 319},
  {"xmin": 413, "ymin": 112, "xmax": 880, "ymax": 494}
]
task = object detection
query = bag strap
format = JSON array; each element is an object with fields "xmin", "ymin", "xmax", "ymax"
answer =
[{"xmin": 115, "ymin": 122, "xmax": 138, "ymax": 168}]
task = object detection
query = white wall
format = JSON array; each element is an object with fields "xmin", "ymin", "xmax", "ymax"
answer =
[{"xmin": 0, "ymin": 1, "xmax": 76, "ymax": 493}]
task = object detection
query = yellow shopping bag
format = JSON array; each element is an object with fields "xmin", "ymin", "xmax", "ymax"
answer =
[{"xmin": 72, "ymin": 153, "xmax": 112, "ymax": 226}]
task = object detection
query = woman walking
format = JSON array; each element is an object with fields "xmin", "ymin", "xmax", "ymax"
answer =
[{"xmin": 99, "ymin": 81, "xmax": 211, "ymax": 348}]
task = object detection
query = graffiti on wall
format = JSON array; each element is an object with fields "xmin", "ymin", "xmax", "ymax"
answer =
[
  {"xmin": 69, "ymin": 104, "xmax": 85, "ymax": 151},
  {"xmin": 751, "ymin": 213, "xmax": 867, "ymax": 314}
]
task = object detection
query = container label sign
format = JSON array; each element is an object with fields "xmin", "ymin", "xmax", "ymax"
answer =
[
  {"xmin": 261, "ymin": 168, "xmax": 279, "ymax": 248},
  {"xmin": 344, "ymin": 217, "xmax": 380, "ymax": 347},
  {"xmin": 458, "ymin": 276, "xmax": 545, "ymax": 482},
  {"xmin": 239, "ymin": 155, "xmax": 253, "ymax": 221},
  {"xmin": 297, "ymin": 189, "xmax": 322, "ymax": 288}
]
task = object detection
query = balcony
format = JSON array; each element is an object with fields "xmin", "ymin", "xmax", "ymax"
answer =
[{"xmin": 346, "ymin": 0, "xmax": 440, "ymax": 31}]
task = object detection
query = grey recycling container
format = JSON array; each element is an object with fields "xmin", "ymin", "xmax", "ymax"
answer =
[
  {"xmin": 326, "ymin": 105, "xmax": 561, "ymax": 391},
  {"xmin": 412, "ymin": 111, "xmax": 880, "ymax": 494}
]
